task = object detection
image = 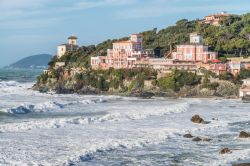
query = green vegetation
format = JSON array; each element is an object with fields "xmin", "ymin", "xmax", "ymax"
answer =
[
  {"xmin": 237, "ymin": 69, "xmax": 250, "ymax": 80},
  {"xmin": 157, "ymin": 70, "xmax": 201, "ymax": 91},
  {"xmin": 72, "ymin": 68, "xmax": 156, "ymax": 92},
  {"xmin": 202, "ymin": 76, "xmax": 219, "ymax": 90}
]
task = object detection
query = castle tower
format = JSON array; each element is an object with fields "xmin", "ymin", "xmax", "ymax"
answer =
[
  {"xmin": 68, "ymin": 36, "xmax": 78, "ymax": 45},
  {"xmin": 190, "ymin": 32, "xmax": 203, "ymax": 44},
  {"xmin": 57, "ymin": 36, "xmax": 79, "ymax": 58}
]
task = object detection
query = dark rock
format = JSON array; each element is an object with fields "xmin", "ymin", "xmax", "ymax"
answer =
[
  {"xmin": 242, "ymin": 95, "xmax": 250, "ymax": 103},
  {"xmin": 38, "ymin": 87, "xmax": 49, "ymax": 93},
  {"xmin": 232, "ymin": 163, "xmax": 250, "ymax": 166},
  {"xmin": 192, "ymin": 137, "xmax": 202, "ymax": 142},
  {"xmin": 55, "ymin": 86, "xmax": 74, "ymax": 94},
  {"xmin": 183, "ymin": 134, "xmax": 194, "ymax": 138},
  {"xmin": 78, "ymin": 86, "xmax": 98, "ymax": 95},
  {"xmin": 202, "ymin": 138, "xmax": 212, "ymax": 142},
  {"xmin": 191, "ymin": 115, "xmax": 205, "ymax": 124},
  {"xmin": 129, "ymin": 91, "xmax": 155, "ymax": 99},
  {"xmin": 80, "ymin": 154, "xmax": 93, "ymax": 162},
  {"xmin": 219, "ymin": 148, "xmax": 232, "ymax": 154},
  {"xmin": 239, "ymin": 131, "xmax": 250, "ymax": 138}
]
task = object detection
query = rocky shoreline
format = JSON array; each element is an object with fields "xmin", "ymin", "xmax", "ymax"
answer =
[{"xmin": 32, "ymin": 81, "xmax": 240, "ymax": 99}]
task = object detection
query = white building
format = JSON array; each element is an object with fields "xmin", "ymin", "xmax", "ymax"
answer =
[
  {"xmin": 239, "ymin": 78, "xmax": 250, "ymax": 97},
  {"xmin": 190, "ymin": 33, "xmax": 203, "ymax": 44},
  {"xmin": 57, "ymin": 36, "xmax": 79, "ymax": 58}
]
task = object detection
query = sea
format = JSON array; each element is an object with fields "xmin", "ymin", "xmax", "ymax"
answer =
[{"xmin": 0, "ymin": 68, "xmax": 250, "ymax": 166}]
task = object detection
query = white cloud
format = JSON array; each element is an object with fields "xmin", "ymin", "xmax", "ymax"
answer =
[{"xmin": 115, "ymin": 1, "xmax": 250, "ymax": 19}]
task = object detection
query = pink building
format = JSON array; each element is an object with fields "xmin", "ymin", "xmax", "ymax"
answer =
[
  {"xmin": 228, "ymin": 61, "xmax": 242, "ymax": 76},
  {"xmin": 172, "ymin": 33, "xmax": 218, "ymax": 63},
  {"xmin": 209, "ymin": 63, "xmax": 227, "ymax": 75},
  {"xmin": 91, "ymin": 34, "xmax": 153, "ymax": 70}
]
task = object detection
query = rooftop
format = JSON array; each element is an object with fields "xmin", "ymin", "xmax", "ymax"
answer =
[
  {"xmin": 206, "ymin": 12, "xmax": 230, "ymax": 17},
  {"xmin": 59, "ymin": 43, "xmax": 79, "ymax": 46},
  {"xmin": 68, "ymin": 36, "xmax": 78, "ymax": 39}
]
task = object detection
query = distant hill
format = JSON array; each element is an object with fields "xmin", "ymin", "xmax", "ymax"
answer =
[{"xmin": 8, "ymin": 54, "xmax": 53, "ymax": 69}]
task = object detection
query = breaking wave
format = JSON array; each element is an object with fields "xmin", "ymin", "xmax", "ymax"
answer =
[
  {"xmin": 6, "ymin": 98, "xmax": 107, "ymax": 115},
  {"xmin": 0, "ymin": 102, "xmax": 190, "ymax": 133},
  {"xmin": 0, "ymin": 81, "xmax": 19, "ymax": 88}
]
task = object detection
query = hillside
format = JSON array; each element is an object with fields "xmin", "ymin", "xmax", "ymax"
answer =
[
  {"xmin": 9, "ymin": 54, "xmax": 52, "ymax": 69},
  {"xmin": 48, "ymin": 13, "xmax": 250, "ymax": 69},
  {"xmin": 35, "ymin": 12, "xmax": 250, "ymax": 97}
]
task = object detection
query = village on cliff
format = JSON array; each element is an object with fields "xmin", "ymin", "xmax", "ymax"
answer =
[{"xmin": 43, "ymin": 12, "xmax": 250, "ymax": 98}]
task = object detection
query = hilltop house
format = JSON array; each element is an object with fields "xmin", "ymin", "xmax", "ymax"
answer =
[
  {"xmin": 91, "ymin": 34, "xmax": 154, "ymax": 70},
  {"xmin": 57, "ymin": 36, "xmax": 79, "ymax": 58},
  {"xmin": 202, "ymin": 12, "xmax": 231, "ymax": 26},
  {"xmin": 171, "ymin": 33, "xmax": 218, "ymax": 63}
]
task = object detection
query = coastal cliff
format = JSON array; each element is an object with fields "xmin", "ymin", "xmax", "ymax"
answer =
[
  {"xmin": 34, "ymin": 13, "xmax": 250, "ymax": 98},
  {"xmin": 33, "ymin": 67, "xmax": 240, "ymax": 98}
]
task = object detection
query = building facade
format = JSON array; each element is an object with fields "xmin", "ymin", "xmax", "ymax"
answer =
[
  {"xmin": 91, "ymin": 34, "xmax": 154, "ymax": 70},
  {"xmin": 57, "ymin": 36, "xmax": 79, "ymax": 58},
  {"xmin": 172, "ymin": 33, "xmax": 218, "ymax": 63}
]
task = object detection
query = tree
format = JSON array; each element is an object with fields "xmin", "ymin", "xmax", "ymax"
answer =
[
  {"xmin": 158, "ymin": 73, "xmax": 176, "ymax": 91},
  {"xmin": 241, "ymin": 27, "xmax": 250, "ymax": 40}
]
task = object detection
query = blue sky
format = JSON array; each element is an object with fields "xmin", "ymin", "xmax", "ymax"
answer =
[{"xmin": 0, "ymin": 0, "xmax": 250, "ymax": 67}]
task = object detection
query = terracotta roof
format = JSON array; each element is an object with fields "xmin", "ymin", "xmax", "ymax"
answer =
[
  {"xmin": 211, "ymin": 59, "xmax": 222, "ymax": 63},
  {"xmin": 113, "ymin": 41, "xmax": 133, "ymax": 44},
  {"xmin": 68, "ymin": 36, "xmax": 78, "ymax": 39}
]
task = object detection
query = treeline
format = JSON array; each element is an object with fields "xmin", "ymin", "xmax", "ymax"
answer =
[{"xmin": 141, "ymin": 14, "xmax": 250, "ymax": 58}]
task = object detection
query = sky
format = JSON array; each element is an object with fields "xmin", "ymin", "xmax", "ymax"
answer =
[{"xmin": 0, "ymin": 0, "xmax": 250, "ymax": 67}]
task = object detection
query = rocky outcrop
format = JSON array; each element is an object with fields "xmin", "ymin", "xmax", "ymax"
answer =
[
  {"xmin": 219, "ymin": 148, "xmax": 232, "ymax": 154},
  {"xmin": 129, "ymin": 91, "xmax": 155, "ymax": 99},
  {"xmin": 239, "ymin": 131, "xmax": 250, "ymax": 138},
  {"xmin": 191, "ymin": 137, "xmax": 212, "ymax": 142},
  {"xmin": 192, "ymin": 137, "xmax": 202, "ymax": 142},
  {"xmin": 199, "ymin": 88, "xmax": 215, "ymax": 96},
  {"xmin": 77, "ymin": 86, "xmax": 99, "ymax": 95},
  {"xmin": 183, "ymin": 134, "xmax": 194, "ymax": 138},
  {"xmin": 202, "ymin": 138, "xmax": 212, "ymax": 142},
  {"xmin": 216, "ymin": 81, "xmax": 238, "ymax": 97},
  {"xmin": 242, "ymin": 95, "xmax": 250, "ymax": 103},
  {"xmin": 191, "ymin": 115, "xmax": 210, "ymax": 124},
  {"xmin": 191, "ymin": 115, "xmax": 204, "ymax": 124}
]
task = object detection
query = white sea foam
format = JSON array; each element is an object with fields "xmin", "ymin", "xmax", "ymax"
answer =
[
  {"xmin": 1, "ymin": 80, "xmax": 250, "ymax": 165},
  {"xmin": 0, "ymin": 101, "xmax": 190, "ymax": 133}
]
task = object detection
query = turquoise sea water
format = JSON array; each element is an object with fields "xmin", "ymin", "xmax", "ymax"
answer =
[{"xmin": 0, "ymin": 68, "xmax": 42, "ymax": 82}]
